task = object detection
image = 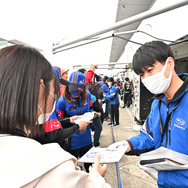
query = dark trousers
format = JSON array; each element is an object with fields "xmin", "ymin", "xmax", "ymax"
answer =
[
  {"xmin": 100, "ymin": 110, "xmax": 104, "ymax": 124},
  {"xmin": 92, "ymin": 116, "xmax": 102, "ymax": 147},
  {"xmin": 110, "ymin": 104, "xmax": 119, "ymax": 125},
  {"xmin": 103, "ymin": 98, "xmax": 110, "ymax": 118},
  {"xmin": 70, "ymin": 144, "xmax": 92, "ymax": 172},
  {"xmin": 123, "ymin": 92, "xmax": 131, "ymax": 107},
  {"xmin": 129, "ymin": 94, "xmax": 132, "ymax": 105}
]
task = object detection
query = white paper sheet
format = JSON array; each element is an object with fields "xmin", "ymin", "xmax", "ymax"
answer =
[
  {"xmin": 74, "ymin": 112, "xmax": 96, "ymax": 124},
  {"xmin": 102, "ymin": 103, "xmax": 106, "ymax": 113},
  {"xmin": 140, "ymin": 147, "xmax": 188, "ymax": 171},
  {"xmin": 78, "ymin": 146, "xmax": 127, "ymax": 163}
]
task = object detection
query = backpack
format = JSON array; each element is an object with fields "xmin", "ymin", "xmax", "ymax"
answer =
[{"xmin": 88, "ymin": 83, "xmax": 104, "ymax": 112}]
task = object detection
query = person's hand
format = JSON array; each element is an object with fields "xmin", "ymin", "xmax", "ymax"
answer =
[
  {"xmin": 89, "ymin": 154, "xmax": 107, "ymax": 177},
  {"xmin": 89, "ymin": 64, "xmax": 95, "ymax": 72},
  {"xmin": 93, "ymin": 112, "xmax": 101, "ymax": 118},
  {"xmin": 107, "ymin": 140, "xmax": 130, "ymax": 153},
  {"xmin": 138, "ymin": 164, "xmax": 158, "ymax": 180},
  {"xmin": 70, "ymin": 115, "xmax": 82, "ymax": 124},
  {"xmin": 78, "ymin": 120, "xmax": 92, "ymax": 130}
]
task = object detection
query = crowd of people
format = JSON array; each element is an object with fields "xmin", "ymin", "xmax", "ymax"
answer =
[
  {"xmin": 52, "ymin": 64, "xmax": 132, "ymax": 153},
  {"xmin": 0, "ymin": 40, "xmax": 188, "ymax": 188}
]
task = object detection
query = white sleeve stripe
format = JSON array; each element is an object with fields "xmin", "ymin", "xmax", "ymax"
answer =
[
  {"xmin": 141, "ymin": 121, "xmax": 154, "ymax": 141},
  {"xmin": 110, "ymin": 92, "xmax": 116, "ymax": 96}
]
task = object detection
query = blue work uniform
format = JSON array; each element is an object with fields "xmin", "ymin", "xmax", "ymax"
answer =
[
  {"xmin": 105, "ymin": 85, "xmax": 119, "ymax": 105},
  {"xmin": 44, "ymin": 92, "xmax": 92, "ymax": 150},
  {"xmin": 127, "ymin": 74, "xmax": 188, "ymax": 187}
]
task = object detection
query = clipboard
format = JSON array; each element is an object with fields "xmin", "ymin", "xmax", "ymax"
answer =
[
  {"xmin": 139, "ymin": 147, "xmax": 188, "ymax": 171},
  {"xmin": 140, "ymin": 158, "xmax": 184, "ymax": 166}
]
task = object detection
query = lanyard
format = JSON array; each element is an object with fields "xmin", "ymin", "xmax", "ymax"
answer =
[
  {"xmin": 158, "ymin": 89, "xmax": 187, "ymax": 147},
  {"xmin": 71, "ymin": 101, "xmax": 83, "ymax": 115}
]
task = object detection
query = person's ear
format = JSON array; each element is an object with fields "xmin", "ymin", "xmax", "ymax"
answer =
[
  {"xmin": 38, "ymin": 79, "xmax": 45, "ymax": 109},
  {"xmin": 168, "ymin": 57, "xmax": 175, "ymax": 70},
  {"xmin": 39, "ymin": 79, "xmax": 45, "ymax": 97},
  {"xmin": 40, "ymin": 79, "xmax": 44, "ymax": 85}
]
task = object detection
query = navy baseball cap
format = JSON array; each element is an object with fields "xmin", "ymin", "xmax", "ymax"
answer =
[{"xmin": 60, "ymin": 71, "xmax": 85, "ymax": 91}]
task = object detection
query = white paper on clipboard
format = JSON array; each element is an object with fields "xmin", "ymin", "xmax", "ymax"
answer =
[{"xmin": 78, "ymin": 146, "xmax": 127, "ymax": 163}]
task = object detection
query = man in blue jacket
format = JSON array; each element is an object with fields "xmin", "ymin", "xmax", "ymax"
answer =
[
  {"xmin": 100, "ymin": 76, "xmax": 110, "ymax": 121},
  {"xmin": 108, "ymin": 41, "xmax": 188, "ymax": 187},
  {"xmin": 104, "ymin": 77, "xmax": 120, "ymax": 127}
]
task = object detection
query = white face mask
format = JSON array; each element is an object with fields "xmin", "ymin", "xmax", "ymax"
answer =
[
  {"xmin": 37, "ymin": 83, "xmax": 56, "ymax": 124},
  {"xmin": 142, "ymin": 57, "xmax": 172, "ymax": 94},
  {"xmin": 37, "ymin": 101, "xmax": 56, "ymax": 124},
  {"xmin": 108, "ymin": 82, "xmax": 112, "ymax": 87}
]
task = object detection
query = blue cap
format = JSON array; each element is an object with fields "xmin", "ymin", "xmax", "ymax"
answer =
[
  {"xmin": 69, "ymin": 71, "xmax": 85, "ymax": 85},
  {"xmin": 53, "ymin": 66, "xmax": 61, "ymax": 80}
]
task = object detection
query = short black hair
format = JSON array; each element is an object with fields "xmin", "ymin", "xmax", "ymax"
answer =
[
  {"xmin": 95, "ymin": 73, "xmax": 101, "ymax": 82},
  {"xmin": 125, "ymin": 77, "xmax": 129, "ymax": 81},
  {"xmin": 108, "ymin": 77, "xmax": 114, "ymax": 85},
  {"xmin": 78, "ymin": 68, "xmax": 86, "ymax": 74},
  {"xmin": 103, "ymin": 76, "xmax": 108, "ymax": 82},
  {"xmin": 133, "ymin": 41, "xmax": 174, "ymax": 75}
]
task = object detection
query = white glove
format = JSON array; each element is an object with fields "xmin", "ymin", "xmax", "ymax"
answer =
[
  {"xmin": 138, "ymin": 164, "xmax": 158, "ymax": 181},
  {"xmin": 107, "ymin": 140, "xmax": 130, "ymax": 153}
]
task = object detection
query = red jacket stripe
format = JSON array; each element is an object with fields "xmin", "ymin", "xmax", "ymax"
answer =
[
  {"xmin": 43, "ymin": 119, "xmax": 62, "ymax": 132},
  {"xmin": 57, "ymin": 109, "xmax": 64, "ymax": 118}
]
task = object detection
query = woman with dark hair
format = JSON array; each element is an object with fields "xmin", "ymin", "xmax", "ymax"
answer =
[
  {"xmin": 0, "ymin": 45, "xmax": 59, "ymax": 137},
  {"xmin": 0, "ymin": 45, "xmax": 110, "ymax": 187},
  {"xmin": 104, "ymin": 77, "xmax": 120, "ymax": 127},
  {"xmin": 45, "ymin": 71, "xmax": 94, "ymax": 172}
]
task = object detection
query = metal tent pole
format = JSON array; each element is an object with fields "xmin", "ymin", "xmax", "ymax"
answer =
[
  {"xmin": 52, "ymin": 0, "xmax": 188, "ymax": 53},
  {"xmin": 111, "ymin": 124, "xmax": 122, "ymax": 188},
  {"xmin": 53, "ymin": 30, "xmax": 139, "ymax": 54}
]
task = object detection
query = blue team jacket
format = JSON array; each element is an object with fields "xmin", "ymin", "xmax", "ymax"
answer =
[
  {"xmin": 105, "ymin": 85, "xmax": 119, "ymax": 105},
  {"xmin": 100, "ymin": 82, "xmax": 109, "ymax": 94},
  {"xmin": 44, "ymin": 92, "xmax": 92, "ymax": 150},
  {"xmin": 127, "ymin": 74, "xmax": 188, "ymax": 188}
]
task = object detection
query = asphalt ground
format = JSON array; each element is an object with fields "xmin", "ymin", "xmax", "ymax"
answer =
[
  {"xmin": 79, "ymin": 102, "xmax": 158, "ymax": 188},
  {"xmin": 100, "ymin": 105, "xmax": 158, "ymax": 188}
]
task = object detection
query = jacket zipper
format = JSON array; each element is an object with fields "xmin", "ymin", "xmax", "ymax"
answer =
[{"xmin": 169, "ymin": 118, "xmax": 172, "ymax": 146}]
